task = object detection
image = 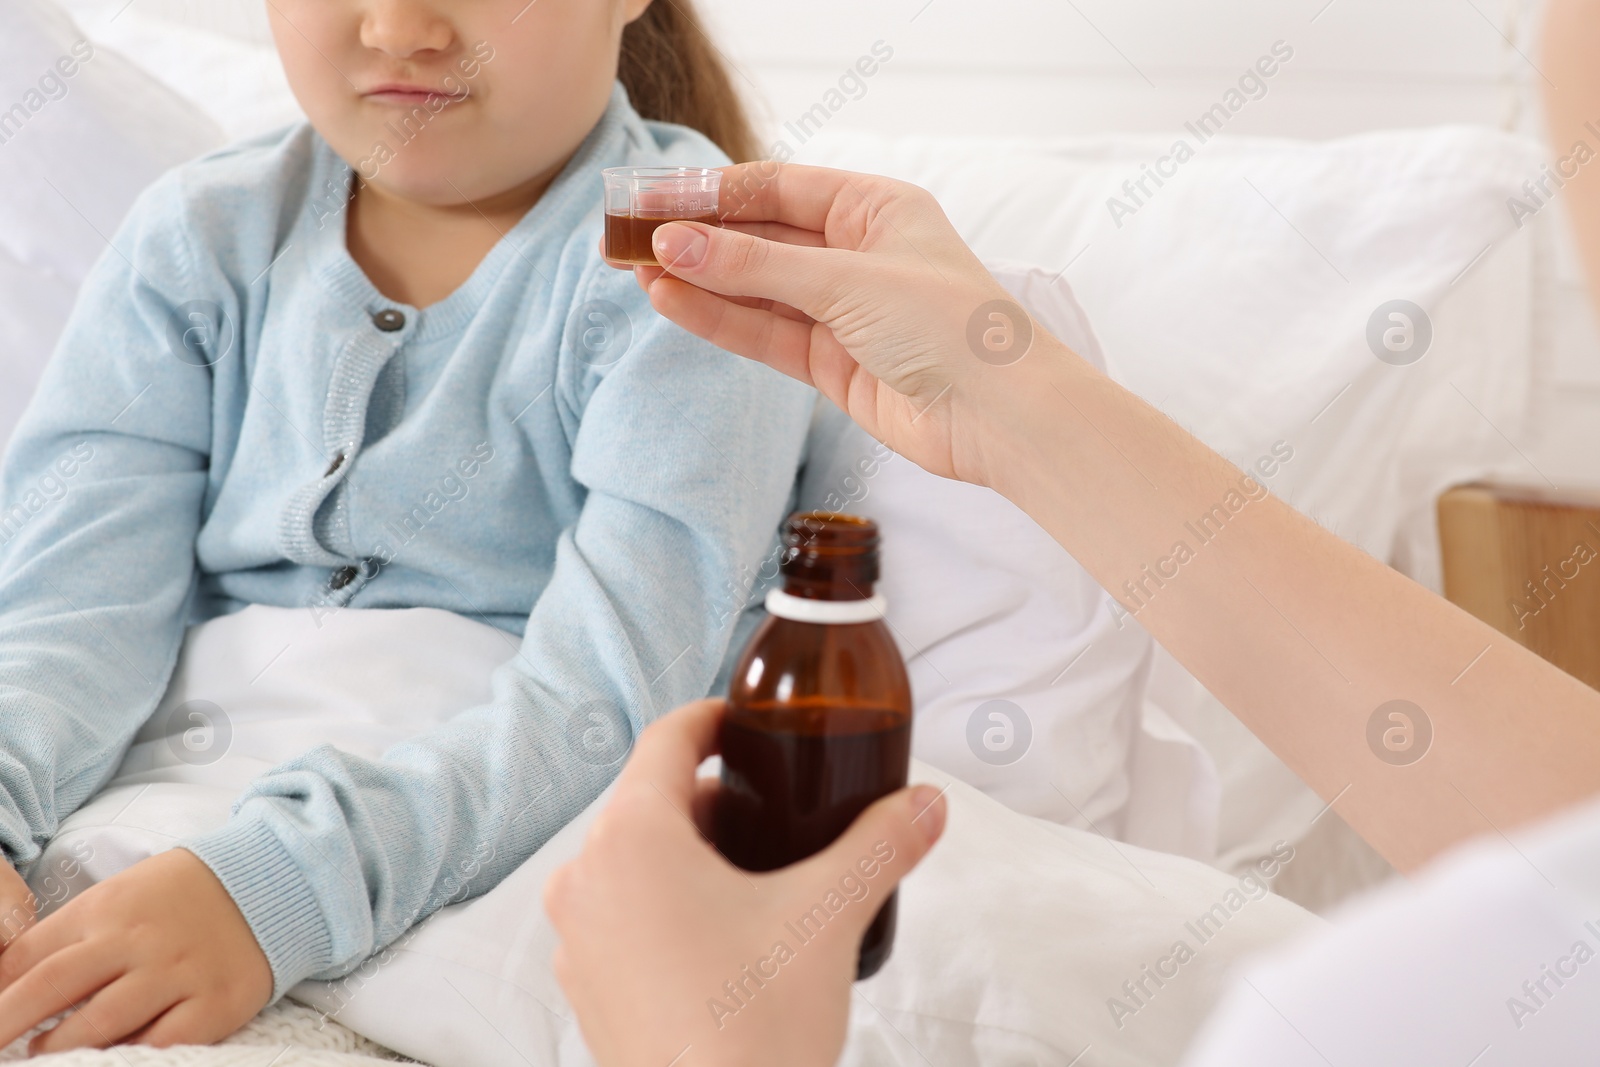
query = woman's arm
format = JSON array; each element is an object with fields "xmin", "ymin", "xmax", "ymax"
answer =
[
  {"xmin": 995, "ymin": 336, "xmax": 1599, "ymax": 870},
  {"xmin": 639, "ymin": 164, "xmax": 1600, "ymax": 873},
  {"xmin": 1545, "ymin": 0, "xmax": 1600, "ymax": 312}
]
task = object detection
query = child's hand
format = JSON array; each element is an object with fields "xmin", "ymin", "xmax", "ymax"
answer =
[
  {"xmin": 0, "ymin": 864, "xmax": 35, "ymax": 948},
  {"xmin": 0, "ymin": 848, "xmax": 272, "ymax": 1054}
]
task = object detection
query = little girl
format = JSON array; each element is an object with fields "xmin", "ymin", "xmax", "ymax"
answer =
[{"xmin": 0, "ymin": 0, "xmax": 814, "ymax": 1052}]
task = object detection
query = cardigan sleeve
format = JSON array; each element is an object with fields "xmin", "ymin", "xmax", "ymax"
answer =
[{"xmin": 0, "ymin": 172, "xmax": 218, "ymax": 869}]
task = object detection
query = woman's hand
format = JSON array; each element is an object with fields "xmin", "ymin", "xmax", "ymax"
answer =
[
  {"xmin": 545, "ymin": 699, "xmax": 947, "ymax": 1067},
  {"xmin": 631, "ymin": 163, "xmax": 1046, "ymax": 489},
  {"xmin": 0, "ymin": 848, "xmax": 273, "ymax": 1054},
  {"xmin": 624, "ymin": 160, "xmax": 1600, "ymax": 875}
]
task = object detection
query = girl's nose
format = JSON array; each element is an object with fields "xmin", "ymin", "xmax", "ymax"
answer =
[{"xmin": 360, "ymin": 0, "xmax": 454, "ymax": 58}]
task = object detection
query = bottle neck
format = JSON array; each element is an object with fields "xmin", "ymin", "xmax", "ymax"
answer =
[
  {"xmin": 771, "ymin": 511, "xmax": 884, "ymax": 622},
  {"xmin": 781, "ymin": 569, "xmax": 877, "ymax": 601}
]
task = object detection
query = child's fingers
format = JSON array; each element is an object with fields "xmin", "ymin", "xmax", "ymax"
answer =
[
  {"xmin": 0, "ymin": 865, "xmax": 36, "ymax": 949},
  {"xmin": 0, "ymin": 908, "xmax": 82, "ymax": 991},
  {"xmin": 0, "ymin": 941, "xmax": 121, "ymax": 1049},
  {"xmin": 127, "ymin": 997, "xmax": 219, "ymax": 1049},
  {"xmin": 28, "ymin": 973, "xmax": 179, "ymax": 1055}
]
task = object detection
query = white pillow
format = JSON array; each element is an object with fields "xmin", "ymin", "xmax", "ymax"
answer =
[
  {"xmin": 795, "ymin": 127, "xmax": 1549, "ymax": 874},
  {"xmin": 794, "ymin": 126, "xmax": 1541, "ymax": 565},
  {"xmin": 48, "ymin": 2, "xmax": 301, "ymax": 142},
  {"xmin": 0, "ymin": 0, "xmax": 221, "ymax": 453},
  {"xmin": 37, "ymin": 604, "xmax": 1318, "ymax": 1067}
]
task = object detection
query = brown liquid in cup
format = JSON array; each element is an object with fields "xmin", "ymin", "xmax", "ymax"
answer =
[{"xmin": 604, "ymin": 210, "xmax": 720, "ymax": 266}]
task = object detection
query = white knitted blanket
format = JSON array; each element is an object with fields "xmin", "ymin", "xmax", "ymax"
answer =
[{"xmin": 3, "ymin": 1003, "xmax": 413, "ymax": 1066}]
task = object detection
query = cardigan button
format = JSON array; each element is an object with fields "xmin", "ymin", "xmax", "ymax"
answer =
[
  {"xmin": 372, "ymin": 309, "xmax": 406, "ymax": 332},
  {"xmin": 329, "ymin": 565, "xmax": 359, "ymax": 591},
  {"xmin": 324, "ymin": 451, "xmax": 345, "ymax": 478}
]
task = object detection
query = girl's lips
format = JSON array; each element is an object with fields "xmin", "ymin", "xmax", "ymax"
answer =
[{"xmin": 363, "ymin": 89, "xmax": 468, "ymax": 107}]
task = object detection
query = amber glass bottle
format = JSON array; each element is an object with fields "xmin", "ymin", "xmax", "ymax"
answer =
[{"xmin": 714, "ymin": 512, "xmax": 913, "ymax": 979}]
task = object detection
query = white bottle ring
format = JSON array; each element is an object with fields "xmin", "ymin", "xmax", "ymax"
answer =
[{"xmin": 764, "ymin": 587, "xmax": 887, "ymax": 624}]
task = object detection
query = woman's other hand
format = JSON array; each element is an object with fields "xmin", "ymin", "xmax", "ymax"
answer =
[
  {"xmin": 635, "ymin": 164, "xmax": 1050, "ymax": 490},
  {"xmin": 545, "ymin": 699, "xmax": 947, "ymax": 1067}
]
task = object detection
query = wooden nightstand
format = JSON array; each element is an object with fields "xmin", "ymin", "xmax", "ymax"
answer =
[{"xmin": 1438, "ymin": 484, "xmax": 1600, "ymax": 690}]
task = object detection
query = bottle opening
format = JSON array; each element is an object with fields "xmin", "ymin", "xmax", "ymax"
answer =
[{"xmin": 781, "ymin": 512, "xmax": 880, "ymax": 601}]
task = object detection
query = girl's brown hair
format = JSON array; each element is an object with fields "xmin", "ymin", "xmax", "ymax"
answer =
[{"xmin": 618, "ymin": 0, "xmax": 761, "ymax": 163}]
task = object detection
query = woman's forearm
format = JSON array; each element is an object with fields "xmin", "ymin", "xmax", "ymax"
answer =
[
  {"xmin": 1544, "ymin": 0, "xmax": 1600, "ymax": 316},
  {"xmin": 639, "ymin": 166, "xmax": 1600, "ymax": 871},
  {"xmin": 988, "ymin": 339, "xmax": 1600, "ymax": 871}
]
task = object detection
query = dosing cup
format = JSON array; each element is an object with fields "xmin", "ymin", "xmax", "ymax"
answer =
[{"xmin": 602, "ymin": 166, "xmax": 722, "ymax": 266}]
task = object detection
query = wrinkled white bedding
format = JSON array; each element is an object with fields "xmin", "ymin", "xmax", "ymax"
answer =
[
  {"xmin": 34, "ymin": 605, "xmax": 1318, "ymax": 1067},
  {"xmin": 3, "ymin": 1002, "xmax": 400, "ymax": 1065}
]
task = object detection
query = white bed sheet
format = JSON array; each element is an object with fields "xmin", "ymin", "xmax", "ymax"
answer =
[{"xmin": 37, "ymin": 604, "xmax": 1318, "ymax": 1067}]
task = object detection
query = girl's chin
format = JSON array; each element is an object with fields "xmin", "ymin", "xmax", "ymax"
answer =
[{"xmin": 356, "ymin": 166, "xmax": 493, "ymax": 210}]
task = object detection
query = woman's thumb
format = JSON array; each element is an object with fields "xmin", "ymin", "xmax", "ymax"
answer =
[{"xmin": 794, "ymin": 784, "xmax": 948, "ymax": 926}]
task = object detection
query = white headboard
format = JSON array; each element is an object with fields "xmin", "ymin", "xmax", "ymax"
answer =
[
  {"xmin": 87, "ymin": 0, "xmax": 1545, "ymax": 141},
  {"xmin": 696, "ymin": 0, "xmax": 1545, "ymax": 141}
]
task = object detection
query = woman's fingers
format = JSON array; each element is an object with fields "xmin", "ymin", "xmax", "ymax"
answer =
[
  {"xmin": 691, "ymin": 776, "xmax": 719, "ymax": 837},
  {"xmin": 642, "ymin": 265, "xmax": 815, "ymax": 322},
  {"xmin": 718, "ymin": 162, "xmax": 894, "ymax": 234},
  {"xmin": 615, "ymin": 699, "xmax": 726, "ymax": 808},
  {"xmin": 647, "ymin": 277, "xmax": 881, "ymax": 424},
  {"xmin": 645, "ymin": 277, "xmax": 822, "ymax": 386},
  {"xmin": 0, "ymin": 941, "xmax": 122, "ymax": 1049},
  {"xmin": 651, "ymin": 221, "xmax": 857, "ymax": 320},
  {"xmin": 720, "ymin": 218, "xmax": 829, "ymax": 248},
  {"xmin": 792, "ymin": 784, "xmax": 948, "ymax": 936},
  {"xmin": 28, "ymin": 973, "xmax": 179, "ymax": 1054}
]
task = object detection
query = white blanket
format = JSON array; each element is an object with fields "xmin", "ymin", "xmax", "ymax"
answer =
[
  {"xmin": 2, "ymin": 1002, "xmax": 399, "ymax": 1064},
  {"xmin": 28, "ymin": 606, "xmax": 1318, "ymax": 1066}
]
